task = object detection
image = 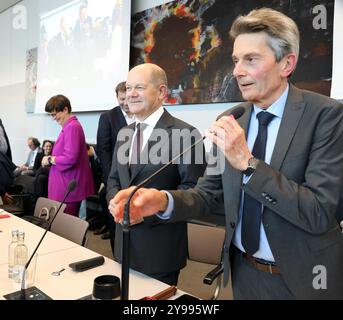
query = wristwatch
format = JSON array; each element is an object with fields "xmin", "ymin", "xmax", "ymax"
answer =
[
  {"xmin": 242, "ymin": 157, "xmax": 259, "ymax": 176},
  {"xmin": 47, "ymin": 156, "xmax": 53, "ymax": 166}
]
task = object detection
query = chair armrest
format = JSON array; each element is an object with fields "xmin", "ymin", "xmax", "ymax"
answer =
[{"xmin": 203, "ymin": 263, "xmax": 223, "ymax": 285}]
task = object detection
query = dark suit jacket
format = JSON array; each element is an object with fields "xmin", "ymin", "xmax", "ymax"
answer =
[
  {"xmin": 97, "ymin": 106, "xmax": 127, "ymax": 184},
  {"xmin": 0, "ymin": 152, "xmax": 16, "ymax": 195},
  {"xmin": 107, "ymin": 109, "xmax": 206, "ymax": 275},
  {"xmin": 0, "ymin": 118, "xmax": 12, "ymax": 160},
  {"xmin": 32, "ymin": 151, "xmax": 44, "ymax": 173},
  {"xmin": 168, "ymin": 85, "xmax": 343, "ymax": 299}
]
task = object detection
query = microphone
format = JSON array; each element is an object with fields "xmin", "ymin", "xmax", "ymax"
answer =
[
  {"xmin": 19, "ymin": 179, "xmax": 77, "ymax": 299},
  {"xmin": 120, "ymin": 106, "xmax": 245, "ymax": 300}
]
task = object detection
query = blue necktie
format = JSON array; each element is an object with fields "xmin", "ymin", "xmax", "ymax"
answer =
[{"xmin": 241, "ymin": 111, "xmax": 275, "ymax": 255}]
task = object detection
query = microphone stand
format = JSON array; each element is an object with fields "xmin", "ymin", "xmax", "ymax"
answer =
[
  {"xmin": 120, "ymin": 136, "xmax": 205, "ymax": 300},
  {"xmin": 20, "ymin": 180, "xmax": 76, "ymax": 299},
  {"xmin": 120, "ymin": 106, "xmax": 245, "ymax": 300}
]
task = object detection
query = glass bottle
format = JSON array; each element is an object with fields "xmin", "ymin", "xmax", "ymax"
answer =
[
  {"xmin": 12, "ymin": 231, "xmax": 28, "ymax": 283},
  {"xmin": 8, "ymin": 229, "xmax": 19, "ymax": 278}
]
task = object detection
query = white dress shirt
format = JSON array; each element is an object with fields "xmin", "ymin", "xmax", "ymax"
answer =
[{"xmin": 129, "ymin": 106, "xmax": 164, "ymax": 164}]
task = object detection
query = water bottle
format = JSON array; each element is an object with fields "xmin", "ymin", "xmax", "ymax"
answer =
[
  {"xmin": 12, "ymin": 231, "xmax": 28, "ymax": 283},
  {"xmin": 8, "ymin": 229, "xmax": 19, "ymax": 278}
]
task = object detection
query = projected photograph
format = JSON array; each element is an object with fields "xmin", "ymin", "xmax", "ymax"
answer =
[
  {"xmin": 36, "ymin": 0, "xmax": 130, "ymax": 112},
  {"xmin": 131, "ymin": 0, "xmax": 334, "ymax": 105}
]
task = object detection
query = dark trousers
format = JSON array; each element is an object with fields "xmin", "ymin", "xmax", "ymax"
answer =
[
  {"xmin": 99, "ymin": 189, "xmax": 115, "ymax": 252},
  {"xmin": 230, "ymin": 246, "xmax": 294, "ymax": 300},
  {"xmin": 34, "ymin": 174, "xmax": 48, "ymax": 198},
  {"xmin": 65, "ymin": 201, "xmax": 81, "ymax": 217}
]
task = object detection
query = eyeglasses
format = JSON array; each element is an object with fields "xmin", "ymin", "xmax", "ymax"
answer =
[{"xmin": 48, "ymin": 112, "xmax": 58, "ymax": 118}]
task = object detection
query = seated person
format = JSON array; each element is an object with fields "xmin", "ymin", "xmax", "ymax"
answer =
[
  {"xmin": 14, "ymin": 137, "xmax": 42, "ymax": 176},
  {"xmin": 33, "ymin": 140, "xmax": 54, "ymax": 199},
  {"xmin": 10, "ymin": 140, "xmax": 53, "ymax": 202}
]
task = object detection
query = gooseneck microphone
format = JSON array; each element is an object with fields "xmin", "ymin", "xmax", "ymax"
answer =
[
  {"xmin": 120, "ymin": 106, "xmax": 245, "ymax": 300},
  {"xmin": 20, "ymin": 179, "xmax": 77, "ymax": 299}
]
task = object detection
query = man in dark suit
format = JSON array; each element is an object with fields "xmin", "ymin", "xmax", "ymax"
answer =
[
  {"xmin": 14, "ymin": 137, "xmax": 42, "ymax": 176},
  {"xmin": 0, "ymin": 152, "xmax": 16, "ymax": 202},
  {"xmin": 0, "ymin": 118, "xmax": 12, "ymax": 160},
  {"xmin": 96, "ymin": 82, "xmax": 134, "ymax": 247},
  {"xmin": 106, "ymin": 63, "xmax": 206, "ymax": 285},
  {"xmin": 0, "ymin": 118, "xmax": 14, "ymax": 204},
  {"xmin": 110, "ymin": 9, "xmax": 343, "ymax": 299},
  {"xmin": 97, "ymin": 82, "xmax": 134, "ymax": 185}
]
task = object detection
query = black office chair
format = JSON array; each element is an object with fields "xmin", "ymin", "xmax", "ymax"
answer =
[{"xmin": 0, "ymin": 183, "xmax": 30, "ymax": 216}]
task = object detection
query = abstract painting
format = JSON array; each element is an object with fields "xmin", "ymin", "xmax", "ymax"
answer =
[{"xmin": 131, "ymin": 0, "xmax": 334, "ymax": 105}]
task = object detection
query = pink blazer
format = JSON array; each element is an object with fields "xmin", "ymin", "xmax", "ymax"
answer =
[{"xmin": 48, "ymin": 116, "xmax": 94, "ymax": 202}]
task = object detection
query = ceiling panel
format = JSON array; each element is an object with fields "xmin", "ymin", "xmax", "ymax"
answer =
[{"xmin": 0, "ymin": 0, "xmax": 22, "ymax": 14}]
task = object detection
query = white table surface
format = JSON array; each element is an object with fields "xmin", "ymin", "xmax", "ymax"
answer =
[
  {"xmin": 0, "ymin": 212, "xmax": 184, "ymax": 300},
  {"xmin": 0, "ymin": 213, "xmax": 78, "ymax": 265}
]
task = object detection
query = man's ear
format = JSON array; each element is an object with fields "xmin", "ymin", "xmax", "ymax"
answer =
[
  {"xmin": 280, "ymin": 53, "xmax": 297, "ymax": 78},
  {"xmin": 159, "ymin": 84, "xmax": 168, "ymax": 99}
]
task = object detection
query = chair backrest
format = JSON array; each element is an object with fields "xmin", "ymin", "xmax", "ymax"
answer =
[
  {"xmin": 50, "ymin": 213, "xmax": 89, "ymax": 246},
  {"xmin": 34, "ymin": 197, "xmax": 66, "ymax": 224},
  {"xmin": 187, "ymin": 221, "xmax": 225, "ymax": 265},
  {"xmin": 186, "ymin": 220, "xmax": 226, "ymax": 300}
]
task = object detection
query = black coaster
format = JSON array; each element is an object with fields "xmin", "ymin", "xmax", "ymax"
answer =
[{"xmin": 4, "ymin": 286, "xmax": 53, "ymax": 300}]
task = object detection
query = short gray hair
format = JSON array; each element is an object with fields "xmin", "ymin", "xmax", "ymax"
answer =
[{"xmin": 230, "ymin": 8, "xmax": 299, "ymax": 63}]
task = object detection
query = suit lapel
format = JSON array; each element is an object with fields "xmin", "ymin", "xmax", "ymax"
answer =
[
  {"xmin": 129, "ymin": 110, "xmax": 173, "ymax": 183},
  {"xmin": 110, "ymin": 107, "xmax": 127, "ymax": 130},
  {"xmin": 270, "ymin": 85, "xmax": 306, "ymax": 170},
  {"xmin": 222, "ymin": 86, "xmax": 305, "ymax": 220},
  {"xmin": 118, "ymin": 123, "xmax": 134, "ymax": 188}
]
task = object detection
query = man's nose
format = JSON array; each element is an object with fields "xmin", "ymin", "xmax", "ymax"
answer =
[
  {"xmin": 129, "ymin": 88, "xmax": 138, "ymax": 96},
  {"xmin": 233, "ymin": 61, "xmax": 245, "ymax": 78}
]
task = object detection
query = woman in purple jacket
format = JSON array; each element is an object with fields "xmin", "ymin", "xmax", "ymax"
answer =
[{"xmin": 42, "ymin": 95, "xmax": 94, "ymax": 216}]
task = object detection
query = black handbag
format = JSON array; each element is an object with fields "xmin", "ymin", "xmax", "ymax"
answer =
[{"xmin": 22, "ymin": 206, "xmax": 56, "ymax": 230}]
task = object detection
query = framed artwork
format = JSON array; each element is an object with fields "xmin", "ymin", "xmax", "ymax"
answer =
[
  {"xmin": 131, "ymin": 0, "xmax": 334, "ymax": 105},
  {"xmin": 25, "ymin": 47, "xmax": 38, "ymax": 113}
]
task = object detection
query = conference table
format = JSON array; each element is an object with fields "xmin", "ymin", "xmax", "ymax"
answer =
[{"xmin": 0, "ymin": 211, "xmax": 184, "ymax": 300}]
